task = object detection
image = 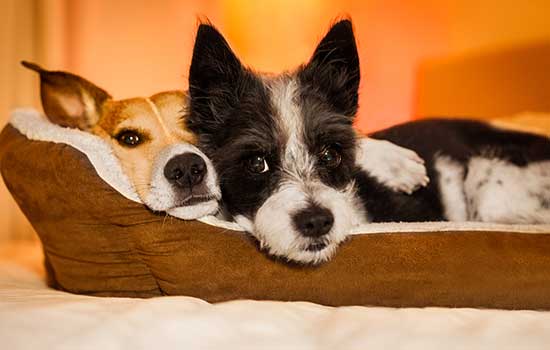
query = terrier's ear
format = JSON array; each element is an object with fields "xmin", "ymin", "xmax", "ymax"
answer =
[
  {"xmin": 189, "ymin": 24, "xmax": 243, "ymax": 95},
  {"xmin": 187, "ymin": 24, "xmax": 246, "ymax": 129},
  {"xmin": 21, "ymin": 61, "xmax": 111, "ymax": 130},
  {"xmin": 299, "ymin": 19, "xmax": 360, "ymax": 117}
]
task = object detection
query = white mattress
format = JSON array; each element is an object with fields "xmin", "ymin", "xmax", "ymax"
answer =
[{"xmin": 2, "ymin": 255, "xmax": 550, "ymax": 350}]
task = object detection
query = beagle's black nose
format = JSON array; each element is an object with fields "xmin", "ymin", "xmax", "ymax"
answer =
[
  {"xmin": 164, "ymin": 153, "xmax": 206, "ymax": 188},
  {"xmin": 292, "ymin": 205, "xmax": 334, "ymax": 238}
]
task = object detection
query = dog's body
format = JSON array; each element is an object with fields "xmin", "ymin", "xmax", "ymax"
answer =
[
  {"xmin": 187, "ymin": 20, "xmax": 550, "ymax": 264},
  {"xmin": 22, "ymin": 62, "xmax": 220, "ymax": 219},
  {"xmin": 361, "ymin": 118, "xmax": 550, "ymax": 224}
]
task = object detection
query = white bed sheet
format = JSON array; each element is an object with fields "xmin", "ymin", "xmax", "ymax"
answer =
[{"xmin": 1, "ymin": 261, "xmax": 550, "ymax": 350}]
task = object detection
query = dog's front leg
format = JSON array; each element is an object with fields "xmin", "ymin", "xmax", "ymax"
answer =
[{"xmin": 356, "ymin": 137, "xmax": 429, "ymax": 194}]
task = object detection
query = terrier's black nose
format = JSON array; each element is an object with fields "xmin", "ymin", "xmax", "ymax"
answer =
[
  {"xmin": 292, "ymin": 205, "xmax": 334, "ymax": 238},
  {"xmin": 164, "ymin": 153, "xmax": 206, "ymax": 188}
]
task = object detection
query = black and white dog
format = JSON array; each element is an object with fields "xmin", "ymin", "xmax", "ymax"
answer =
[{"xmin": 187, "ymin": 20, "xmax": 550, "ymax": 264}]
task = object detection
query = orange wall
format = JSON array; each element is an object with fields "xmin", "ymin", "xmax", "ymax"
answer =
[
  {"xmin": 64, "ymin": 0, "xmax": 220, "ymax": 99},
  {"xmin": 61, "ymin": 0, "xmax": 550, "ymax": 132}
]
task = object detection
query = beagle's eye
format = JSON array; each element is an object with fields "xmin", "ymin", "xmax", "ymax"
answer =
[
  {"xmin": 116, "ymin": 130, "xmax": 142, "ymax": 147},
  {"xmin": 319, "ymin": 145, "xmax": 342, "ymax": 169},
  {"xmin": 247, "ymin": 155, "xmax": 269, "ymax": 174}
]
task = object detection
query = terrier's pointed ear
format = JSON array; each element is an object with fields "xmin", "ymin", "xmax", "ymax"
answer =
[
  {"xmin": 189, "ymin": 24, "xmax": 243, "ymax": 91},
  {"xmin": 299, "ymin": 19, "xmax": 360, "ymax": 117},
  {"xmin": 21, "ymin": 61, "xmax": 111, "ymax": 130},
  {"xmin": 188, "ymin": 24, "xmax": 245, "ymax": 123}
]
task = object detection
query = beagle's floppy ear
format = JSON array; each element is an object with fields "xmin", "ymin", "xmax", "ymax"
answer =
[{"xmin": 21, "ymin": 61, "xmax": 111, "ymax": 130}]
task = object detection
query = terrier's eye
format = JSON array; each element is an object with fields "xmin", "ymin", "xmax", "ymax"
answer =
[
  {"xmin": 319, "ymin": 145, "xmax": 342, "ymax": 169},
  {"xmin": 247, "ymin": 155, "xmax": 270, "ymax": 174},
  {"xmin": 116, "ymin": 130, "xmax": 142, "ymax": 147}
]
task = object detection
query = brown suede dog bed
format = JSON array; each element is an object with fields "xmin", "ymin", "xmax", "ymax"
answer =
[{"xmin": 2, "ymin": 110, "xmax": 550, "ymax": 310}]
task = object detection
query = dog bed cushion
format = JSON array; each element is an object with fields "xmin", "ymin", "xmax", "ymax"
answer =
[{"xmin": 2, "ymin": 109, "xmax": 550, "ymax": 309}]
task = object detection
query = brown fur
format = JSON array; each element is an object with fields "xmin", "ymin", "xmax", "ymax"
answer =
[{"xmin": 22, "ymin": 61, "xmax": 195, "ymax": 203}]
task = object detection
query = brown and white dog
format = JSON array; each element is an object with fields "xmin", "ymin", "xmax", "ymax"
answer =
[{"xmin": 22, "ymin": 61, "xmax": 221, "ymax": 219}]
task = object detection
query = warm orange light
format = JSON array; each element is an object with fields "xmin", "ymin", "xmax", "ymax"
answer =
[
  {"xmin": 221, "ymin": 0, "xmax": 334, "ymax": 72},
  {"xmin": 62, "ymin": 0, "xmax": 550, "ymax": 132}
]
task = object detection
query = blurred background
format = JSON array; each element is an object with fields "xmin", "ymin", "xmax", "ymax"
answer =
[{"xmin": 2, "ymin": 0, "xmax": 550, "ymax": 241}]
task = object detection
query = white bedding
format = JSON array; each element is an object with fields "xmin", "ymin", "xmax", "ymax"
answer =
[{"xmin": 2, "ymin": 260, "xmax": 550, "ymax": 350}]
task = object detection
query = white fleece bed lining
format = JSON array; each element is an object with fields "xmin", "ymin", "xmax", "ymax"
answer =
[{"xmin": 10, "ymin": 108, "xmax": 550, "ymax": 235}]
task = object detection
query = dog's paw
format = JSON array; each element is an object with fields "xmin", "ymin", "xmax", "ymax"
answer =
[{"xmin": 356, "ymin": 138, "xmax": 429, "ymax": 194}]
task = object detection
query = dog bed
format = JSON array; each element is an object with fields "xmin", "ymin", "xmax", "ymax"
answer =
[{"xmin": 1, "ymin": 109, "xmax": 550, "ymax": 309}]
